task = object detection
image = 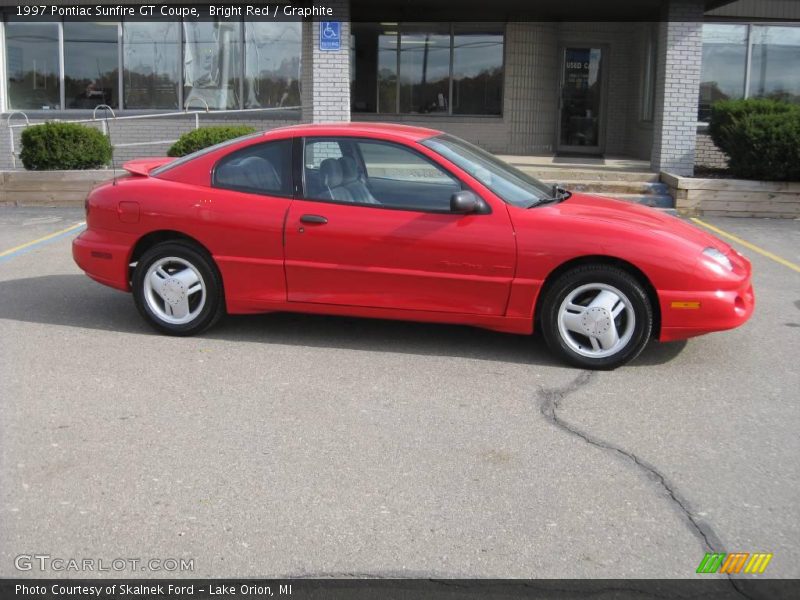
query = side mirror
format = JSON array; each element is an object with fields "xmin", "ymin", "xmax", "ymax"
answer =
[{"xmin": 450, "ymin": 190, "xmax": 482, "ymax": 214}]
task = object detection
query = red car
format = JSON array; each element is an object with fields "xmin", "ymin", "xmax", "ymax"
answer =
[{"xmin": 73, "ymin": 123, "xmax": 754, "ymax": 369}]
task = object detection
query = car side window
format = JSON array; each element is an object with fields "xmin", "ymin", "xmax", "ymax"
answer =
[
  {"xmin": 213, "ymin": 139, "xmax": 293, "ymax": 196},
  {"xmin": 302, "ymin": 137, "xmax": 462, "ymax": 212},
  {"xmin": 305, "ymin": 141, "xmax": 343, "ymax": 169}
]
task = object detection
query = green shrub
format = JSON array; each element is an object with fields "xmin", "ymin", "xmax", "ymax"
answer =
[
  {"xmin": 20, "ymin": 122, "xmax": 112, "ymax": 170},
  {"xmin": 167, "ymin": 126, "xmax": 257, "ymax": 157},
  {"xmin": 708, "ymin": 98, "xmax": 800, "ymax": 181}
]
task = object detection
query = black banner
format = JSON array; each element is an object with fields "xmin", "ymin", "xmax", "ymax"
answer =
[
  {"xmin": 2, "ymin": 579, "xmax": 800, "ymax": 600},
  {"xmin": 0, "ymin": 0, "xmax": 723, "ymax": 22}
]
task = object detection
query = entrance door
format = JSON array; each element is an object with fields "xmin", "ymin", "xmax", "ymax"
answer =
[{"xmin": 557, "ymin": 47, "xmax": 606, "ymax": 154}]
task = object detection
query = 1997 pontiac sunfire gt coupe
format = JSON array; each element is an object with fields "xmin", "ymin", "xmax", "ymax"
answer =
[{"xmin": 73, "ymin": 124, "xmax": 754, "ymax": 369}]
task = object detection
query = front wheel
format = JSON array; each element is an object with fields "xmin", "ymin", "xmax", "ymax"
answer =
[
  {"xmin": 540, "ymin": 265, "xmax": 653, "ymax": 369},
  {"xmin": 132, "ymin": 241, "xmax": 224, "ymax": 336}
]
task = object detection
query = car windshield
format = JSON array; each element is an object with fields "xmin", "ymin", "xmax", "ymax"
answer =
[{"xmin": 421, "ymin": 134, "xmax": 553, "ymax": 207}]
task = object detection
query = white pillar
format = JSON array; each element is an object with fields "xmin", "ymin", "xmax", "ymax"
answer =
[
  {"xmin": 650, "ymin": 0, "xmax": 704, "ymax": 176},
  {"xmin": 301, "ymin": 0, "xmax": 351, "ymax": 123}
]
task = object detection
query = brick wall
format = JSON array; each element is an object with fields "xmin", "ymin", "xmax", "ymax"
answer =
[
  {"xmin": 301, "ymin": 0, "xmax": 350, "ymax": 123},
  {"xmin": 695, "ymin": 131, "xmax": 729, "ymax": 169},
  {"xmin": 650, "ymin": 0, "xmax": 704, "ymax": 176}
]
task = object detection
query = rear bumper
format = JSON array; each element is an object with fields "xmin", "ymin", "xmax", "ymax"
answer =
[
  {"xmin": 72, "ymin": 228, "xmax": 135, "ymax": 292},
  {"xmin": 658, "ymin": 280, "xmax": 755, "ymax": 342}
]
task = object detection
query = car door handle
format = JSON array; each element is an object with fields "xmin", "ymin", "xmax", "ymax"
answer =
[{"xmin": 300, "ymin": 214, "xmax": 328, "ymax": 224}]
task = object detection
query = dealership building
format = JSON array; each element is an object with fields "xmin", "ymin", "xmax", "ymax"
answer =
[{"xmin": 0, "ymin": 0, "xmax": 799, "ymax": 174}]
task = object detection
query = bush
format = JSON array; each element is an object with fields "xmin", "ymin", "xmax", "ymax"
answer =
[
  {"xmin": 20, "ymin": 122, "xmax": 112, "ymax": 170},
  {"xmin": 167, "ymin": 126, "xmax": 257, "ymax": 157},
  {"xmin": 709, "ymin": 98, "xmax": 800, "ymax": 181}
]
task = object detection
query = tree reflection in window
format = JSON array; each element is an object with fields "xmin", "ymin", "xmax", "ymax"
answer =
[{"xmin": 244, "ymin": 22, "xmax": 301, "ymax": 109}]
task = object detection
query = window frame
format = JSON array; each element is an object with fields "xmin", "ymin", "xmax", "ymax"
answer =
[
  {"xmin": 699, "ymin": 21, "xmax": 800, "ymax": 123},
  {"xmin": 299, "ymin": 135, "xmax": 489, "ymax": 215},
  {"xmin": 351, "ymin": 22, "xmax": 506, "ymax": 118},
  {"xmin": 62, "ymin": 19, "xmax": 121, "ymax": 110},
  {"xmin": 210, "ymin": 138, "xmax": 295, "ymax": 198},
  {"xmin": 1, "ymin": 18, "xmax": 61, "ymax": 111},
  {"xmin": 1, "ymin": 12, "xmax": 302, "ymax": 113},
  {"xmin": 639, "ymin": 25, "xmax": 657, "ymax": 123},
  {"xmin": 451, "ymin": 24, "xmax": 506, "ymax": 117},
  {"xmin": 121, "ymin": 19, "xmax": 182, "ymax": 110}
]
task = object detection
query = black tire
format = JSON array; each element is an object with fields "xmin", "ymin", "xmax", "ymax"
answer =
[
  {"xmin": 539, "ymin": 264, "xmax": 653, "ymax": 370},
  {"xmin": 132, "ymin": 241, "xmax": 224, "ymax": 336}
]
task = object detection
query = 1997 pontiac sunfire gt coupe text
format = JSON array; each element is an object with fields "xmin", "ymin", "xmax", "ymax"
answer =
[{"xmin": 73, "ymin": 124, "xmax": 754, "ymax": 369}]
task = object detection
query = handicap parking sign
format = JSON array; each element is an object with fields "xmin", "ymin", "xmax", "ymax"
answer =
[{"xmin": 320, "ymin": 21, "xmax": 341, "ymax": 51}]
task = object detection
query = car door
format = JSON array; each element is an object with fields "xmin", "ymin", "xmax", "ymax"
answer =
[
  {"xmin": 283, "ymin": 136, "xmax": 516, "ymax": 316},
  {"xmin": 203, "ymin": 138, "xmax": 295, "ymax": 306}
]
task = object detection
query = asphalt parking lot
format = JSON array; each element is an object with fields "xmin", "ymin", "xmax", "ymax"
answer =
[{"xmin": 0, "ymin": 207, "xmax": 798, "ymax": 580}]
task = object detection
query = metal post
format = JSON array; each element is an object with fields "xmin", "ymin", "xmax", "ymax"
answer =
[
  {"xmin": 6, "ymin": 111, "xmax": 30, "ymax": 169},
  {"xmin": 744, "ymin": 24, "xmax": 753, "ymax": 98},
  {"xmin": 58, "ymin": 21, "xmax": 66, "ymax": 110}
]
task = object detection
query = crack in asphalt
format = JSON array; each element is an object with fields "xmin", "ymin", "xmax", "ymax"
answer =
[
  {"xmin": 537, "ymin": 371, "xmax": 722, "ymax": 550},
  {"xmin": 536, "ymin": 371, "xmax": 759, "ymax": 600}
]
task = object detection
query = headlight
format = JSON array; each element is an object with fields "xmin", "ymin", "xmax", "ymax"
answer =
[{"xmin": 702, "ymin": 247, "xmax": 733, "ymax": 271}]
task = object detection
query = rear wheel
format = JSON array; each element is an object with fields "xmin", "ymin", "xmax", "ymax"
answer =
[
  {"xmin": 540, "ymin": 265, "xmax": 652, "ymax": 369},
  {"xmin": 132, "ymin": 241, "xmax": 224, "ymax": 336}
]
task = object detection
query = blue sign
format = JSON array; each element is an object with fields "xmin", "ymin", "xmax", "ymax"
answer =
[{"xmin": 319, "ymin": 21, "xmax": 341, "ymax": 51}]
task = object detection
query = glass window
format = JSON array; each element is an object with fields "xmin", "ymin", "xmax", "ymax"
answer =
[
  {"xmin": 350, "ymin": 23, "xmax": 397, "ymax": 113},
  {"xmin": 452, "ymin": 27, "xmax": 503, "ymax": 115},
  {"xmin": 123, "ymin": 21, "xmax": 181, "ymax": 109},
  {"xmin": 351, "ymin": 23, "xmax": 504, "ymax": 116},
  {"xmin": 4, "ymin": 20, "xmax": 60, "ymax": 110},
  {"xmin": 399, "ymin": 25, "xmax": 451, "ymax": 114},
  {"xmin": 559, "ymin": 47, "xmax": 604, "ymax": 147},
  {"xmin": 360, "ymin": 141, "xmax": 454, "ymax": 183},
  {"xmin": 244, "ymin": 22, "xmax": 301, "ymax": 109},
  {"xmin": 422, "ymin": 134, "xmax": 552, "ymax": 208},
  {"xmin": 213, "ymin": 140, "xmax": 293, "ymax": 196},
  {"xmin": 304, "ymin": 140, "xmax": 343, "ymax": 170},
  {"xmin": 303, "ymin": 138, "xmax": 346, "ymax": 200},
  {"xmin": 303, "ymin": 138, "xmax": 460, "ymax": 211},
  {"xmin": 64, "ymin": 21, "xmax": 120, "ymax": 109},
  {"xmin": 749, "ymin": 26, "xmax": 800, "ymax": 103},
  {"xmin": 183, "ymin": 20, "xmax": 241, "ymax": 110},
  {"xmin": 699, "ymin": 24, "xmax": 747, "ymax": 121},
  {"xmin": 358, "ymin": 140, "xmax": 460, "ymax": 210},
  {"xmin": 640, "ymin": 28, "xmax": 657, "ymax": 122},
  {"xmin": 152, "ymin": 131, "xmax": 261, "ymax": 176},
  {"xmin": 377, "ymin": 29, "xmax": 399, "ymax": 113}
]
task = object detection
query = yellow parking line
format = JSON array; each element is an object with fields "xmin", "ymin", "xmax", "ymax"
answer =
[
  {"xmin": 691, "ymin": 217, "xmax": 800, "ymax": 274},
  {"xmin": 0, "ymin": 221, "xmax": 86, "ymax": 259}
]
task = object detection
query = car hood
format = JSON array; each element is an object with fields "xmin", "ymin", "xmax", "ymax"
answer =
[{"xmin": 548, "ymin": 192, "xmax": 729, "ymax": 251}]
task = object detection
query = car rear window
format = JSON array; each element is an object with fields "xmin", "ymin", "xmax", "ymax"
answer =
[{"xmin": 151, "ymin": 132, "xmax": 263, "ymax": 177}]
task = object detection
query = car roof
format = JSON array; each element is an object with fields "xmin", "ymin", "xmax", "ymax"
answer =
[{"xmin": 264, "ymin": 122, "xmax": 443, "ymax": 142}]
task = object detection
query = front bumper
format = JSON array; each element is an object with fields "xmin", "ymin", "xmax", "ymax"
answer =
[
  {"xmin": 658, "ymin": 279, "xmax": 755, "ymax": 342},
  {"xmin": 72, "ymin": 228, "xmax": 136, "ymax": 292}
]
